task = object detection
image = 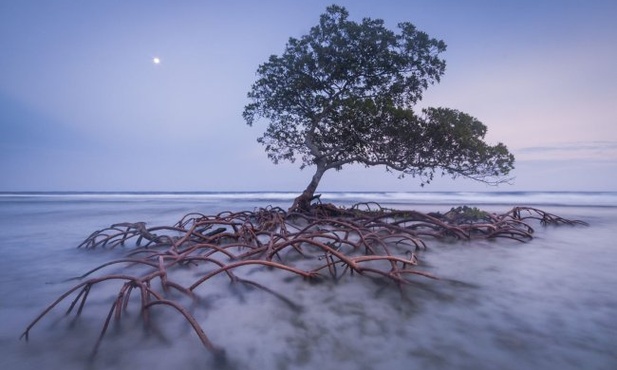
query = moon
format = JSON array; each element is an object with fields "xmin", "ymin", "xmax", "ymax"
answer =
[{"xmin": 152, "ymin": 57, "xmax": 161, "ymax": 64}]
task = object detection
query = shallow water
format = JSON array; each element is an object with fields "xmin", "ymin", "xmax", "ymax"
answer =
[{"xmin": 0, "ymin": 193, "xmax": 615, "ymax": 370}]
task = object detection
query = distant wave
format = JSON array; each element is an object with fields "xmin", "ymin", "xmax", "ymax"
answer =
[
  {"xmin": 1, "ymin": 191, "xmax": 616, "ymax": 207},
  {"xmin": 321, "ymin": 191, "xmax": 617, "ymax": 207}
]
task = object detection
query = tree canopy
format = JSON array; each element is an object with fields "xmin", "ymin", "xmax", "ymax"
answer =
[{"xmin": 243, "ymin": 5, "xmax": 515, "ymax": 210}]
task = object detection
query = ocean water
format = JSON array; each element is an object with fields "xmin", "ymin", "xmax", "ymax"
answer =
[{"xmin": 0, "ymin": 192, "xmax": 615, "ymax": 370}]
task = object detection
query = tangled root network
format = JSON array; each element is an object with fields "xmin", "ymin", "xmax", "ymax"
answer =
[{"xmin": 20, "ymin": 203, "xmax": 587, "ymax": 362}]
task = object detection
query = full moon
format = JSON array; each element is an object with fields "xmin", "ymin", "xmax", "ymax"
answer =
[{"xmin": 152, "ymin": 57, "xmax": 161, "ymax": 64}]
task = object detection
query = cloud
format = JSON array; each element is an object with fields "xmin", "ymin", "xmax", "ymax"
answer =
[{"xmin": 515, "ymin": 141, "xmax": 617, "ymax": 161}]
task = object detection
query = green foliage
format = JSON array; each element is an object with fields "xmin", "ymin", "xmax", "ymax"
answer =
[
  {"xmin": 443, "ymin": 206, "xmax": 491, "ymax": 224},
  {"xmin": 244, "ymin": 5, "xmax": 514, "ymax": 193}
]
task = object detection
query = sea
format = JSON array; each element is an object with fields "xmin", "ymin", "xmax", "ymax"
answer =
[{"xmin": 0, "ymin": 191, "xmax": 615, "ymax": 370}]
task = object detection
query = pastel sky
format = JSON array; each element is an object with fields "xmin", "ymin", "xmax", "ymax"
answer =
[{"xmin": 1, "ymin": 0, "xmax": 616, "ymax": 192}]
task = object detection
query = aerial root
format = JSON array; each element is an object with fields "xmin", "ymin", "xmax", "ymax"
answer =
[
  {"xmin": 505, "ymin": 206, "xmax": 590, "ymax": 226},
  {"xmin": 22, "ymin": 204, "xmax": 586, "ymax": 358}
]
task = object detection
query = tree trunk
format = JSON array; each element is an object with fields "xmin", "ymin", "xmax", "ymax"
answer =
[{"xmin": 290, "ymin": 164, "xmax": 327, "ymax": 212}]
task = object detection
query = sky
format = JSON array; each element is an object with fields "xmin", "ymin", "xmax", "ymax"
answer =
[{"xmin": 1, "ymin": 0, "xmax": 616, "ymax": 192}]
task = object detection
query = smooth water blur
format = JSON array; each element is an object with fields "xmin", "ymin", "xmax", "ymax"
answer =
[{"xmin": 0, "ymin": 193, "xmax": 615, "ymax": 370}]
